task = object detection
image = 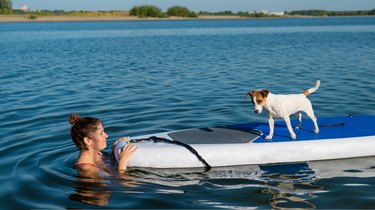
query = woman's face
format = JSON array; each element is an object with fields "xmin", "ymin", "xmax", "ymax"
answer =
[{"xmin": 89, "ymin": 123, "xmax": 108, "ymax": 151}]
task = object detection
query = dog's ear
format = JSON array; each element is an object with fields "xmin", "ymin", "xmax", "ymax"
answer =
[
  {"xmin": 260, "ymin": 90, "xmax": 269, "ymax": 98},
  {"xmin": 245, "ymin": 91, "xmax": 253, "ymax": 99}
]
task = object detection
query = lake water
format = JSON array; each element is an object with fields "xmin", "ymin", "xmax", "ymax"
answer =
[{"xmin": 1, "ymin": 17, "xmax": 375, "ymax": 209}]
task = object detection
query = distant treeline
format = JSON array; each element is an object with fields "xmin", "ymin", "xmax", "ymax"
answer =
[
  {"xmin": 2, "ymin": 4, "xmax": 198, "ymax": 18},
  {"xmin": 199, "ymin": 10, "xmax": 281, "ymax": 17},
  {"xmin": 129, "ymin": 5, "xmax": 197, "ymax": 18},
  {"xmin": 285, "ymin": 9, "xmax": 375, "ymax": 16},
  {"xmin": 10, "ymin": 9, "xmax": 129, "ymax": 16},
  {"xmin": 1, "ymin": 1, "xmax": 375, "ymax": 18},
  {"xmin": 0, "ymin": 0, "xmax": 12, "ymax": 14},
  {"xmin": 199, "ymin": 9, "xmax": 375, "ymax": 17}
]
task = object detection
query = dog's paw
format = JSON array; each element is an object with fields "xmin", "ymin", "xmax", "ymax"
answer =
[
  {"xmin": 314, "ymin": 128, "xmax": 319, "ymax": 134},
  {"xmin": 265, "ymin": 135, "xmax": 273, "ymax": 140},
  {"xmin": 291, "ymin": 133, "xmax": 297, "ymax": 140},
  {"xmin": 295, "ymin": 125, "xmax": 300, "ymax": 130}
]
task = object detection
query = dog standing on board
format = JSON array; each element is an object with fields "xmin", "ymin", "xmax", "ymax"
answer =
[{"xmin": 246, "ymin": 80, "xmax": 320, "ymax": 140}]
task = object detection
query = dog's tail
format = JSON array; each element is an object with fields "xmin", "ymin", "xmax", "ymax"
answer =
[{"xmin": 303, "ymin": 80, "xmax": 320, "ymax": 96}]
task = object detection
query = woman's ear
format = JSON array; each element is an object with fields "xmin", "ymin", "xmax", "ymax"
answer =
[{"xmin": 83, "ymin": 137, "xmax": 92, "ymax": 147}]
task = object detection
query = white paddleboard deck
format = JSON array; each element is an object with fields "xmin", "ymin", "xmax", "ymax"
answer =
[{"xmin": 114, "ymin": 115, "xmax": 375, "ymax": 169}]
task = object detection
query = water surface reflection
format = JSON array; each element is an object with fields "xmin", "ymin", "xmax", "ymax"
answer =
[{"xmin": 69, "ymin": 156, "xmax": 375, "ymax": 208}]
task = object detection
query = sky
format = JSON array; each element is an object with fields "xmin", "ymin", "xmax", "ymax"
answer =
[{"xmin": 12, "ymin": 0, "xmax": 375, "ymax": 12}]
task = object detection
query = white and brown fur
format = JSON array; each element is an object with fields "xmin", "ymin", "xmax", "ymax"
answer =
[{"xmin": 246, "ymin": 80, "xmax": 320, "ymax": 140}]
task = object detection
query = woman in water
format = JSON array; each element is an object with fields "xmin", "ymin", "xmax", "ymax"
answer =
[{"xmin": 69, "ymin": 113, "xmax": 137, "ymax": 176}]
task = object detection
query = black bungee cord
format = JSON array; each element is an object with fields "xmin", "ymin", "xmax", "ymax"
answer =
[{"xmin": 130, "ymin": 136, "xmax": 212, "ymax": 171}]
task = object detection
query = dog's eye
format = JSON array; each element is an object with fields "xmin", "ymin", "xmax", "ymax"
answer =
[{"xmin": 257, "ymin": 100, "xmax": 263, "ymax": 104}]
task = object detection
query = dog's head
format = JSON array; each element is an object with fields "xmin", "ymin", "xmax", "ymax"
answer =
[{"xmin": 245, "ymin": 90, "xmax": 269, "ymax": 114}]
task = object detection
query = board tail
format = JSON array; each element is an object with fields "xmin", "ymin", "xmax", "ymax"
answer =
[{"xmin": 303, "ymin": 80, "xmax": 320, "ymax": 96}]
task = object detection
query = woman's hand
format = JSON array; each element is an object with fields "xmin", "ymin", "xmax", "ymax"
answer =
[
  {"xmin": 112, "ymin": 136, "xmax": 131, "ymax": 154},
  {"xmin": 117, "ymin": 143, "xmax": 137, "ymax": 173}
]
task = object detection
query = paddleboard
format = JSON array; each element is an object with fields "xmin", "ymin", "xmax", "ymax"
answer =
[{"xmin": 114, "ymin": 115, "xmax": 375, "ymax": 169}]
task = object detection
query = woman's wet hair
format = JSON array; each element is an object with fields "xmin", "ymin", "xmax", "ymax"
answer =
[{"xmin": 69, "ymin": 113, "xmax": 101, "ymax": 150}]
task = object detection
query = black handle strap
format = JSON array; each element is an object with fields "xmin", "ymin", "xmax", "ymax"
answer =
[{"xmin": 131, "ymin": 136, "xmax": 212, "ymax": 171}]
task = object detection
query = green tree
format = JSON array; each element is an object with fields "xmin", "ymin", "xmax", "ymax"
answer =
[
  {"xmin": 167, "ymin": 5, "xmax": 197, "ymax": 17},
  {"xmin": 129, "ymin": 5, "xmax": 165, "ymax": 18},
  {"xmin": 0, "ymin": 0, "xmax": 12, "ymax": 14}
]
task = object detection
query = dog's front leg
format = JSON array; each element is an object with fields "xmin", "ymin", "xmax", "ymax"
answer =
[
  {"xmin": 284, "ymin": 116, "xmax": 297, "ymax": 139},
  {"xmin": 265, "ymin": 114, "xmax": 274, "ymax": 140}
]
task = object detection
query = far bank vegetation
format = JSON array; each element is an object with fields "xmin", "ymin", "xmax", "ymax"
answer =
[
  {"xmin": 1, "ymin": 0, "xmax": 375, "ymax": 19},
  {"xmin": 129, "ymin": 5, "xmax": 197, "ymax": 18}
]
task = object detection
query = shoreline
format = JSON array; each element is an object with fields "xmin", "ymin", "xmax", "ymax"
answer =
[
  {"xmin": 0, "ymin": 14, "xmax": 371, "ymax": 23},
  {"xmin": 0, "ymin": 15, "xmax": 251, "ymax": 23}
]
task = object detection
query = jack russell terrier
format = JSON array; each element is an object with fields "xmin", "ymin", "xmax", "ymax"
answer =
[{"xmin": 246, "ymin": 80, "xmax": 320, "ymax": 140}]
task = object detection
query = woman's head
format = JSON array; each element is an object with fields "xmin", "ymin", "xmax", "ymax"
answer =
[{"xmin": 69, "ymin": 113, "xmax": 106, "ymax": 150}]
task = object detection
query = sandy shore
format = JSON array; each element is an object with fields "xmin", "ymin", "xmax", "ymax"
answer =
[{"xmin": 0, "ymin": 15, "xmax": 248, "ymax": 23}]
